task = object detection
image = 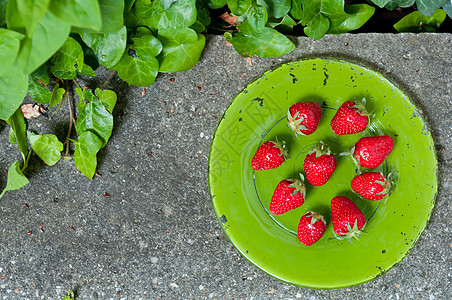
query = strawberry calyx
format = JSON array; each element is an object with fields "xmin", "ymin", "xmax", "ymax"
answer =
[
  {"xmin": 334, "ymin": 219, "xmax": 367, "ymax": 243},
  {"xmin": 375, "ymin": 172, "xmax": 391, "ymax": 196},
  {"xmin": 308, "ymin": 141, "xmax": 332, "ymax": 159},
  {"xmin": 306, "ymin": 211, "xmax": 327, "ymax": 226},
  {"xmin": 350, "ymin": 98, "xmax": 370, "ymax": 119},
  {"xmin": 287, "ymin": 174, "xmax": 306, "ymax": 198},
  {"xmin": 273, "ymin": 138, "xmax": 290, "ymax": 160},
  {"xmin": 287, "ymin": 110, "xmax": 308, "ymax": 135}
]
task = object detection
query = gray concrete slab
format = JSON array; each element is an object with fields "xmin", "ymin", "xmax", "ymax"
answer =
[{"xmin": 0, "ymin": 33, "xmax": 451, "ymax": 299}]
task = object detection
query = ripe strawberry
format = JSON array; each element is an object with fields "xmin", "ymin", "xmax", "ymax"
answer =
[
  {"xmin": 297, "ymin": 211, "xmax": 326, "ymax": 246},
  {"xmin": 303, "ymin": 142, "xmax": 337, "ymax": 186},
  {"xmin": 270, "ymin": 176, "xmax": 306, "ymax": 215},
  {"xmin": 352, "ymin": 135, "xmax": 394, "ymax": 169},
  {"xmin": 331, "ymin": 196, "xmax": 366, "ymax": 241},
  {"xmin": 351, "ymin": 172, "xmax": 391, "ymax": 201},
  {"xmin": 251, "ymin": 140, "xmax": 289, "ymax": 170},
  {"xmin": 331, "ymin": 99, "xmax": 369, "ymax": 135},
  {"xmin": 287, "ymin": 101, "xmax": 322, "ymax": 136}
]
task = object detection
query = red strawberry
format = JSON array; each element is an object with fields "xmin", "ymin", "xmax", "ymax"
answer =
[
  {"xmin": 303, "ymin": 142, "xmax": 337, "ymax": 186},
  {"xmin": 331, "ymin": 99, "xmax": 369, "ymax": 135},
  {"xmin": 331, "ymin": 196, "xmax": 366, "ymax": 241},
  {"xmin": 351, "ymin": 172, "xmax": 391, "ymax": 201},
  {"xmin": 287, "ymin": 101, "xmax": 322, "ymax": 136},
  {"xmin": 251, "ymin": 140, "xmax": 289, "ymax": 170},
  {"xmin": 297, "ymin": 211, "xmax": 326, "ymax": 246},
  {"xmin": 353, "ymin": 135, "xmax": 394, "ymax": 169},
  {"xmin": 270, "ymin": 176, "xmax": 306, "ymax": 215}
]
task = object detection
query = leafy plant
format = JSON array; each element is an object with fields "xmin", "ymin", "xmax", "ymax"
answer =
[{"xmin": 394, "ymin": 8, "xmax": 447, "ymax": 32}]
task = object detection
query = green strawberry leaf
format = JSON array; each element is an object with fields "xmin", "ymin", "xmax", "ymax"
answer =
[
  {"xmin": 394, "ymin": 9, "xmax": 447, "ymax": 32},
  {"xmin": 150, "ymin": 0, "xmax": 197, "ymax": 29},
  {"xmin": 112, "ymin": 34, "xmax": 162, "ymax": 86},
  {"xmin": 49, "ymin": 0, "xmax": 101, "ymax": 31},
  {"xmin": 266, "ymin": 0, "xmax": 291, "ymax": 18},
  {"xmin": 95, "ymin": 88, "xmax": 117, "ymax": 113},
  {"xmin": 0, "ymin": 28, "xmax": 24, "ymax": 76},
  {"xmin": 7, "ymin": 108, "xmax": 28, "ymax": 159},
  {"xmin": 157, "ymin": 28, "xmax": 206, "ymax": 72},
  {"xmin": 0, "ymin": 69, "xmax": 28, "ymax": 120},
  {"xmin": 27, "ymin": 131, "xmax": 63, "ymax": 166},
  {"xmin": 225, "ymin": 22, "xmax": 295, "ymax": 57},
  {"xmin": 384, "ymin": 0, "xmax": 415, "ymax": 10},
  {"xmin": 0, "ymin": 160, "xmax": 29, "ymax": 199},
  {"xmin": 50, "ymin": 36, "xmax": 84, "ymax": 80},
  {"xmin": 73, "ymin": 131, "xmax": 103, "ymax": 179},
  {"xmin": 81, "ymin": 26, "xmax": 127, "ymax": 67},
  {"xmin": 49, "ymin": 83, "xmax": 66, "ymax": 110},
  {"xmin": 416, "ymin": 0, "xmax": 447, "ymax": 16},
  {"xmin": 14, "ymin": 8, "xmax": 71, "ymax": 75},
  {"xmin": 248, "ymin": 4, "xmax": 268, "ymax": 32},
  {"xmin": 27, "ymin": 76, "xmax": 51, "ymax": 104},
  {"xmin": 16, "ymin": 0, "xmax": 50, "ymax": 36},
  {"xmin": 227, "ymin": 0, "xmax": 252, "ymax": 15}
]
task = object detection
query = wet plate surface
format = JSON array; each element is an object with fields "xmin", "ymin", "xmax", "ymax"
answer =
[{"xmin": 208, "ymin": 58, "xmax": 437, "ymax": 289}]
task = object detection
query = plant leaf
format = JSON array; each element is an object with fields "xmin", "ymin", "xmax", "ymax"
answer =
[
  {"xmin": 27, "ymin": 131, "xmax": 62, "ymax": 166},
  {"xmin": 78, "ymin": 64, "xmax": 97, "ymax": 77},
  {"xmin": 0, "ymin": 160, "xmax": 29, "ymax": 198},
  {"xmin": 0, "ymin": 28, "xmax": 24, "ymax": 76},
  {"xmin": 14, "ymin": 8, "xmax": 71, "ymax": 74},
  {"xmin": 368, "ymin": 0, "xmax": 391, "ymax": 7},
  {"xmin": 7, "ymin": 108, "xmax": 28, "ymax": 159},
  {"xmin": 290, "ymin": 0, "xmax": 303, "ymax": 20},
  {"xmin": 394, "ymin": 8, "xmax": 446, "ymax": 32},
  {"xmin": 328, "ymin": 4, "xmax": 375, "ymax": 34},
  {"xmin": 95, "ymin": 88, "xmax": 117, "ymax": 113},
  {"xmin": 50, "ymin": 36, "xmax": 84, "ymax": 80},
  {"xmin": 416, "ymin": 0, "xmax": 447, "ymax": 16},
  {"xmin": 225, "ymin": 23, "xmax": 295, "ymax": 57},
  {"xmin": 0, "ymin": 69, "xmax": 28, "ymax": 120},
  {"xmin": 248, "ymin": 4, "xmax": 268, "ymax": 32},
  {"xmin": 73, "ymin": 131, "xmax": 103, "ymax": 179},
  {"xmin": 150, "ymin": 0, "xmax": 197, "ymax": 29},
  {"xmin": 157, "ymin": 28, "xmax": 206, "ymax": 72},
  {"xmin": 265, "ymin": 0, "xmax": 291, "ymax": 18},
  {"xmin": 384, "ymin": 0, "xmax": 415, "ymax": 10},
  {"xmin": 49, "ymin": 83, "xmax": 66, "ymax": 110},
  {"xmin": 207, "ymin": 0, "xmax": 227, "ymax": 9},
  {"xmin": 112, "ymin": 35, "xmax": 162, "ymax": 86},
  {"xmin": 0, "ymin": 0, "xmax": 7, "ymax": 28},
  {"xmin": 227, "ymin": 0, "xmax": 252, "ymax": 15},
  {"xmin": 16, "ymin": 0, "xmax": 50, "ymax": 36},
  {"xmin": 81, "ymin": 26, "xmax": 127, "ymax": 67},
  {"xmin": 444, "ymin": 1, "xmax": 452, "ymax": 18},
  {"xmin": 5, "ymin": 0, "xmax": 24, "ymax": 30},
  {"xmin": 98, "ymin": 0, "xmax": 124, "ymax": 32},
  {"xmin": 31, "ymin": 62, "xmax": 50, "ymax": 85},
  {"xmin": 27, "ymin": 76, "xmax": 51, "ymax": 104},
  {"xmin": 49, "ymin": 0, "xmax": 101, "ymax": 31}
]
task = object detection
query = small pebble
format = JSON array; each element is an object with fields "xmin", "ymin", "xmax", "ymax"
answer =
[{"xmin": 150, "ymin": 257, "xmax": 158, "ymax": 264}]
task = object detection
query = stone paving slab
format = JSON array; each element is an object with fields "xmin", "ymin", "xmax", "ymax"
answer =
[{"xmin": 0, "ymin": 33, "xmax": 451, "ymax": 299}]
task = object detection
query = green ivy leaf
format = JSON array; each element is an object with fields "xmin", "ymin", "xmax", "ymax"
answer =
[
  {"xmin": 157, "ymin": 28, "xmax": 205, "ymax": 73},
  {"xmin": 444, "ymin": 1, "xmax": 452, "ymax": 18},
  {"xmin": 394, "ymin": 8, "xmax": 446, "ymax": 32},
  {"xmin": 112, "ymin": 35, "xmax": 162, "ymax": 86},
  {"xmin": 225, "ymin": 23, "xmax": 295, "ymax": 57},
  {"xmin": 150, "ymin": 0, "xmax": 197, "ymax": 29},
  {"xmin": 98, "ymin": 0, "xmax": 124, "ymax": 32},
  {"xmin": 267, "ymin": 14, "xmax": 297, "ymax": 28},
  {"xmin": 95, "ymin": 88, "xmax": 117, "ymax": 113},
  {"xmin": 301, "ymin": 0, "xmax": 330, "ymax": 39},
  {"xmin": 49, "ymin": 0, "xmax": 101, "ymax": 31},
  {"xmin": 0, "ymin": 160, "xmax": 29, "ymax": 199},
  {"xmin": 328, "ymin": 4, "xmax": 375, "ymax": 34},
  {"xmin": 49, "ymin": 83, "xmax": 66, "ymax": 110},
  {"xmin": 78, "ymin": 64, "xmax": 97, "ymax": 77},
  {"xmin": 31, "ymin": 62, "xmax": 50, "ymax": 86},
  {"xmin": 265, "ymin": 0, "xmax": 291, "ymax": 18},
  {"xmin": 227, "ymin": 0, "xmax": 252, "ymax": 15},
  {"xmin": 290, "ymin": 0, "xmax": 303, "ymax": 20},
  {"xmin": 50, "ymin": 36, "xmax": 84, "ymax": 80},
  {"xmin": 0, "ymin": 69, "xmax": 28, "ymax": 120},
  {"xmin": 207, "ymin": 0, "xmax": 227, "ymax": 9},
  {"xmin": 73, "ymin": 131, "xmax": 103, "ymax": 179},
  {"xmin": 248, "ymin": 4, "xmax": 268, "ymax": 32},
  {"xmin": 0, "ymin": 28, "xmax": 24, "ymax": 76},
  {"xmin": 27, "ymin": 131, "xmax": 62, "ymax": 166},
  {"xmin": 7, "ymin": 108, "xmax": 28, "ymax": 159},
  {"xmin": 81, "ymin": 26, "xmax": 127, "ymax": 67},
  {"xmin": 5, "ymin": 0, "xmax": 24, "ymax": 30},
  {"xmin": 383, "ymin": 0, "xmax": 414, "ymax": 10},
  {"xmin": 161, "ymin": 0, "xmax": 179, "ymax": 10},
  {"xmin": 14, "ymin": 8, "xmax": 71, "ymax": 75},
  {"xmin": 416, "ymin": 0, "xmax": 447, "ymax": 16},
  {"xmin": 368, "ymin": 0, "xmax": 391, "ymax": 7},
  {"xmin": 27, "ymin": 76, "xmax": 51, "ymax": 104},
  {"xmin": 16, "ymin": 0, "xmax": 50, "ymax": 36},
  {"xmin": 0, "ymin": 0, "xmax": 7, "ymax": 28}
]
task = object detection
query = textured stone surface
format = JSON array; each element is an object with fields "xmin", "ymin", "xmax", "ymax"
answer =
[{"xmin": 0, "ymin": 33, "xmax": 451, "ymax": 299}]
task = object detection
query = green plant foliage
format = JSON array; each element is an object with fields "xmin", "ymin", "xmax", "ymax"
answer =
[
  {"xmin": 443, "ymin": 1, "xmax": 452, "ymax": 18},
  {"xmin": 16, "ymin": 0, "xmax": 50, "ymax": 36},
  {"xmin": 112, "ymin": 34, "xmax": 162, "ymax": 86},
  {"xmin": 383, "ymin": 0, "xmax": 415, "ymax": 11},
  {"xmin": 98, "ymin": 0, "xmax": 125, "ymax": 32},
  {"xmin": 248, "ymin": 4, "xmax": 268, "ymax": 32},
  {"xmin": 394, "ymin": 8, "xmax": 446, "ymax": 31},
  {"xmin": 369, "ymin": 0, "xmax": 391, "ymax": 8},
  {"xmin": 50, "ymin": 36, "xmax": 84, "ymax": 80},
  {"xmin": 157, "ymin": 28, "xmax": 206, "ymax": 72},
  {"xmin": 328, "ymin": 4, "xmax": 376, "ymax": 34},
  {"xmin": 49, "ymin": 0, "xmax": 102, "ymax": 31},
  {"xmin": 0, "ymin": 160, "xmax": 29, "ymax": 199},
  {"xmin": 8, "ymin": 108, "xmax": 28, "ymax": 159},
  {"xmin": 0, "ymin": 69, "xmax": 28, "ymax": 120},
  {"xmin": 27, "ymin": 131, "xmax": 63, "ymax": 166},
  {"xmin": 227, "ymin": 0, "xmax": 252, "ymax": 15},
  {"xmin": 95, "ymin": 88, "xmax": 117, "ymax": 113},
  {"xmin": 225, "ymin": 22, "xmax": 295, "ymax": 57},
  {"xmin": 0, "ymin": 0, "xmax": 7, "ymax": 28},
  {"xmin": 73, "ymin": 131, "xmax": 103, "ymax": 179},
  {"xmin": 0, "ymin": 28, "xmax": 24, "ymax": 75},
  {"xmin": 27, "ymin": 76, "xmax": 51, "ymax": 104},
  {"xmin": 266, "ymin": 0, "xmax": 291, "ymax": 18},
  {"xmin": 416, "ymin": 0, "xmax": 448, "ymax": 16},
  {"xmin": 49, "ymin": 83, "xmax": 66, "ymax": 110},
  {"xmin": 150, "ymin": 0, "xmax": 198, "ymax": 29}
]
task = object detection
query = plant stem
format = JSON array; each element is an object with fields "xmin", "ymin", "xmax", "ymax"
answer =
[
  {"xmin": 101, "ymin": 70, "xmax": 117, "ymax": 90},
  {"xmin": 63, "ymin": 91, "xmax": 75, "ymax": 157}
]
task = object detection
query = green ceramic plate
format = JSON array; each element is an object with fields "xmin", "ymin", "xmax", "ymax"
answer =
[{"xmin": 208, "ymin": 58, "xmax": 437, "ymax": 289}]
